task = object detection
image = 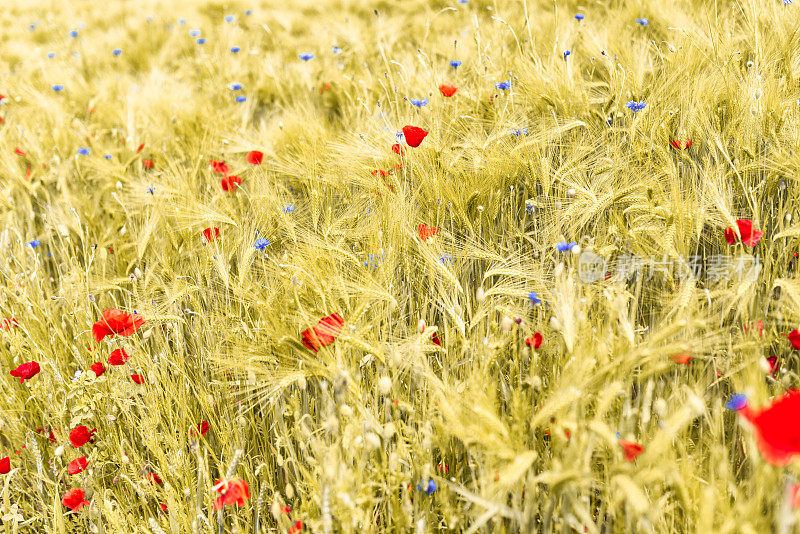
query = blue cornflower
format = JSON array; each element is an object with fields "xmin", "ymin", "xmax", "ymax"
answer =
[
  {"xmin": 575, "ymin": 13, "xmax": 585, "ymax": 20},
  {"xmin": 495, "ymin": 80, "xmax": 511, "ymax": 90},
  {"xmin": 525, "ymin": 202, "xmax": 535, "ymax": 215},
  {"xmin": 26, "ymin": 240, "xmax": 40, "ymax": 248},
  {"xmin": 607, "ymin": 116, "xmax": 614, "ymax": 126},
  {"xmin": 555, "ymin": 241, "xmax": 577, "ymax": 252},
  {"xmin": 626, "ymin": 101, "xmax": 646, "ymax": 113},
  {"xmin": 29, "ymin": 23, "xmax": 37, "ymax": 31},
  {"xmin": 69, "ymin": 30, "xmax": 79, "ymax": 38},
  {"xmin": 178, "ymin": 18, "xmax": 186, "ymax": 25},
  {"xmin": 332, "ymin": 46, "xmax": 342, "ymax": 54},
  {"xmin": 440, "ymin": 253, "xmax": 456, "ymax": 266},
  {"xmin": 726, "ymin": 394, "xmax": 748, "ymax": 411},
  {"xmin": 196, "ymin": 38, "xmax": 207, "ymax": 44},
  {"xmin": 528, "ymin": 291, "xmax": 541, "ymax": 305},
  {"xmin": 417, "ymin": 479, "xmax": 437, "ymax": 495},
  {"xmin": 457, "ymin": 0, "xmax": 469, "ymax": 4},
  {"xmin": 635, "ymin": 18, "xmax": 649, "ymax": 26},
  {"xmin": 563, "ymin": 50, "xmax": 571, "ymax": 59},
  {"xmin": 409, "ymin": 98, "xmax": 429, "ymax": 108},
  {"xmin": 189, "ymin": 29, "xmax": 201, "ymax": 37},
  {"xmin": 52, "ymin": 84, "xmax": 64, "ymax": 92},
  {"xmin": 112, "ymin": 48, "xmax": 122, "ymax": 56},
  {"xmin": 782, "ymin": 0, "xmax": 793, "ymax": 5},
  {"xmin": 510, "ymin": 127, "xmax": 528, "ymax": 136},
  {"xmin": 283, "ymin": 204, "xmax": 296, "ymax": 213},
  {"xmin": 245, "ymin": 9, "xmax": 253, "ymax": 15},
  {"xmin": 449, "ymin": 60, "xmax": 462, "ymax": 68},
  {"xmin": 104, "ymin": 154, "xmax": 112, "ymax": 160},
  {"xmin": 235, "ymin": 95, "xmax": 247, "ymax": 102},
  {"xmin": 396, "ymin": 131, "xmax": 405, "ymax": 142},
  {"xmin": 231, "ymin": 46, "xmax": 241, "ymax": 53},
  {"xmin": 77, "ymin": 147, "xmax": 90, "ymax": 156},
  {"xmin": 230, "ymin": 82, "xmax": 243, "ymax": 90},
  {"xmin": 146, "ymin": 185, "xmax": 156, "ymax": 195},
  {"xmin": 298, "ymin": 53, "xmax": 314, "ymax": 61},
  {"xmin": 47, "ymin": 52, "xmax": 55, "ymax": 59},
  {"xmin": 254, "ymin": 238, "xmax": 270, "ymax": 250},
  {"xmin": 225, "ymin": 15, "xmax": 235, "ymax": 22}
]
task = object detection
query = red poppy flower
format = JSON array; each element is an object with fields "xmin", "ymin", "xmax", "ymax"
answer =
[
  {"xmin": 212, "ymin": 478, "xmax": 250, "ymax": 510},
  {"xmin": 246, "ymin": 150, "xmax": 263, "ymax": 165},
  {"xmin": 670, "ymin": 352, "xmax": 692, "ymax": 365},
  {"xmin": 0, "ymin": 317, "xmax": 18, "ymax": 329},
  {"xmin": 90, "ymin": 362, "xmax": 105, "ymax": 377},
  {"xmin": 723, "ymin": 227, "xmax": 736, "ymax": 245},
  {"xmin": 371, "ymin": 169, "xmax": 389, "ymax": 178},
  {"xmin": 789, "ymin": 329, "xmax": 800, "ymax": 350},
  {"xmin": 136, "ymin": 143, "xmax": 145, "ymax": 153},
  {"xmin": 142, "ymin": 159, "xmax": 154, "ymax": 169},
  {"xmin": 669, "ymin": 139, "xmax": 692, "ymax": 150},
  {"xmin": 619, "ymin": 440, "xmax": 644, "ymax": 461},
  {"xmin": 525, "ymin": 333, "xmax": 543, "ymax": 349},
  {"xmin": 0, "ymin": 457, "xmax": 9, "ymax": 474},
  {"xmin": 209, "ymin": 160, "xmax": 230, "ymax": 175},
  {"xmin": 69, "ymin": 426, "xmax": 97, "ymax": 448},
  {"xmin": 203, "ymin": 227, "xmax": 220, "ymax": 242},
  {"xmin": 194, "ymin": 421, "xmax": 210, "ymax": 436},
  {"xmin": 14, "ymin": 148, "xmax": 25, "ymax": 156},
  {"xmin": 10, "ymin": 361, "xmax": 40, "ymax": 383},
  {"xmin": 131, "ymin": 374, "xmax": 144, "ymax": 384},
  {"xmin": 37, "ymin": 427, "xmax": 57, "ymax": 443},
  {"xmin": 148, "ymin": 472, "xmax": 163, "ymax": 485},
  {"xmin": 439, "ymin": 84, "xmax": 458, "ymax": 97},
  {"xmin": 792, "ymin": 484, "xmax": 800, "ymax": 509},
  {"xmin": 221, "ymin": 175, "xmax": 242, "ymax": 191},
  {"xmin": 319, "ymin": 83, "xmax": 332, "ymax": 94},
  {"xmin": 68, "ymin": 457, "xmax": 88, "ymax": 475},
  {"xmin": 61, "ymin": 488, "xmax": 90, "ymax": 512},
  {"xmin": 766, "ymin": 356, "xmax": 779, "ymax": 377},
  {"xmin": 391, "ymin": 143, "xmax": 405, "ymax": 156},
  {"xmin": 744, "ymin": 320, "xmax": 764, "ymax": 337},
  {"xmin": 431, "ymin": 331, "xmax": 442, "ymax": 346},
  {"xmin": 736, "ymin": 219, "xmax": 763, "ymax": 247},
  {"xmin": 107, "ymin": 348, "xmax": 129, "ymax": 366},
  {"xmin": 288, "ymin": 520, "xmax": 304, "ymax": 534},
  {"xmin": 734, "ymin": 389, "xmax": 800, "ymax": 465},
  {"xmin": 418, "ymin": 224, "xmax": 439, "ymax": 241},
  {"xmin": 159, "ymin": 502, "xmax": 168, "ymax": 512},
  {"xmin": 301, "ymin": 313, "xmax": 344, "ymax": 353},
  {"xmin": 402, "ymin": 125, "xmax": 428, "ymax": 148},
  {"xmin": 92, "ymin": 309, "xmax": 145, "ymax": 342}
]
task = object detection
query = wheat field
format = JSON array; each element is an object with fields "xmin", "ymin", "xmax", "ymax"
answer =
[{"xmin": 1, "ymin": 0, "xmax": 800, "ymax": 532}]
